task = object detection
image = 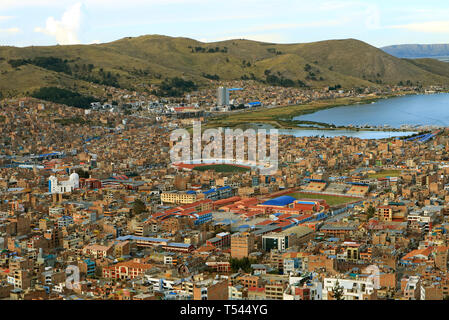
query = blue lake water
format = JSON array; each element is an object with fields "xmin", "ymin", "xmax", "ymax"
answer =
[
  {"xmin": 293, "ymin": 93, "xmax": 449, "ymax": 128},
  {"xmin": 253, "ymin": 124, "xmax": 417, "ymax": 140},
  {"xmin": 278, "ymin": 129, "xmax": 417, "ymax": 140}
]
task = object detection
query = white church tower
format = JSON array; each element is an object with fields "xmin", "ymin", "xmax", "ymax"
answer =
[{"xmin": 48, "ymin": 172, "xmax": 79, "ymax": 194}]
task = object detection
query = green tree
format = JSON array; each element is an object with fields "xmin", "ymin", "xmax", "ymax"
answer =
[
  {"xmin": 132, "ymin": 199, "xmax": 147, "ymax": 216},
  {"xmin": 332, "ymin": 280, "xmax": 345, "ymax": 300},
  {"xmin": 367, "ymin": 205, "xmax": 375, "ymax": 219},
  {"xmin": 76, "ymin": 169, "xmax": 90, "ymax": 179},
  {"xmin": 31, "ymin": 87, "xmax": 96, "ymax": 109},
  {"xmin": 229, "ymin": 257, "xmax": 255, "ymax": 273}
]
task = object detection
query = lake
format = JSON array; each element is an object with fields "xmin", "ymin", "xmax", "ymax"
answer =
[
  {"xmin": 252, "ymin": 124, "xmax": 417, "ymax": 140},
  {"xmin": 293, "ymin": 93, "xmax": 449, "ymax": 129},
  {"xmin": 278, "ymin": 129, "xmax": 417, "ymax": 139}
]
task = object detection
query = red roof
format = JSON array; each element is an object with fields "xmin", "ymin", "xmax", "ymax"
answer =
[
  {"xmin": 196, "ymin": 210, "xmax": 212, "ymax": 216},
  {"xmin": 294, "ymin": 203, "xmax": 316, "ymax": 211},
  {"xmin": 214, "ymin": 196, "xmax": 241, "ymax": 205},
  {"xmin": 402, "ymin": 247, "xmax": 433, "ymax": 261},
  {"xmin": 256, "ymin": 220, "xmax": 275, "ymax": 226}
]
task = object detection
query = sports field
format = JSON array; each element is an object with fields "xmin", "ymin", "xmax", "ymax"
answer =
[
  {"xmin": 368, "ymin": 170, "xmax": 402, "ymax": 179},
  {"xmin": 287, "ymin": 192, "xmax": 358, "ymax": 206},
  {"xmin": 192, "ymin": 164, "xmax": 250, "ymax": 173}
]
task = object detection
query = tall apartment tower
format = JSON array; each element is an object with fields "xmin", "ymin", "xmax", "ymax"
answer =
[
  {"xmin": 217, "ymin": 87, "xmax": 229, "ymax": 106},
  {"xmin": 231, "ymin": 232, "xmax": 254, "ymax": 259}
]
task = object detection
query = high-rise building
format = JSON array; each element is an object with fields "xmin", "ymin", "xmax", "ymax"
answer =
[
  {"xmin": 262, "ymin": 233, "xmax": 288, "ymax": 252},
  {"xmin": 217, "ymin": 87, "xmax": 230, "ymax": 106},
  {"xmin": 231, "ymin": 232, "xmax": 254, "ymax": 259}
]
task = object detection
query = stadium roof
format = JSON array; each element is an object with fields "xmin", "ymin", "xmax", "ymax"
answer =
[{"xmin": 261, "ymin": 196, "xmax": 296, "ymax": 207}]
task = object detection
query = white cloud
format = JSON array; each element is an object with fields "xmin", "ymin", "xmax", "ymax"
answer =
[
  {"xmin": 390, "ymin": 21, "xmax": 449, "ymax": 34},
  {"xmin": 34, "ymin": 2, "xmax": 83, "ymax": 45},
  {"xmin": 0, "ymin": 27, "xmax": 20, "ymax": 34}
]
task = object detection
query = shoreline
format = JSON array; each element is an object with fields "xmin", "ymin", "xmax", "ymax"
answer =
[{"xmin": 204, "ymin": 91, "xmax": 432, "ymax": 132}]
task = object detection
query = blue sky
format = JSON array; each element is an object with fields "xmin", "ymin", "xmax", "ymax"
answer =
[{"xmin": 1, "ymin": 0, "xmax": 449, "ymax": 47}]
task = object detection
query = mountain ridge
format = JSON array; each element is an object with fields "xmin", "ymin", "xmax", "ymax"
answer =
[
  {"xmin": 1, "ymin": 35, "xmax": 449, "ymax": 98},
  {"xmin": 382, "ymin": 44, "xmax": 449, "ymax": 59}
]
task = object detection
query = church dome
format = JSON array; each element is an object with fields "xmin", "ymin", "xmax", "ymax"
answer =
[{"xmin": 69, "ymin": 172, "xmax": 79, "ymax": 181}]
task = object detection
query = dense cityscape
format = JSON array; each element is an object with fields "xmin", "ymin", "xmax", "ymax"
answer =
[
  {"xmin": 3, "ymin": 1, "xmax": 449, "ymax": 310},
  {"xmin": 1, "ymin": 80, "xmax": 449, "ymax": 301}
]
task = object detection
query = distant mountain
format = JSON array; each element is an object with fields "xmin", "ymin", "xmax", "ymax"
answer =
[
  {"xmin": 382, "ymin": 44, "xmax": 449, "ymax": 59},
  {"xmin": 1, "ymin": 35, "xmax": 449, "ymax": 98}
]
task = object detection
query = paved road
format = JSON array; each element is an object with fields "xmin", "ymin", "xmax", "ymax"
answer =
[{"xmin": 326, "ymin": 210, "xmax": 352, "ymax": 223}]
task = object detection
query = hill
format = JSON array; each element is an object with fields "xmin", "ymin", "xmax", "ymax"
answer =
[
  {"xmin": 382, "ymin": 44, "xmax": 449, "ymax": 59},
  {"xmin": 406, "ymin": 58, "xmax": 449, "ymax": 79},
  {"xmin": 1, "ymin": 35, "xmax": 449, "ymax": 98}
]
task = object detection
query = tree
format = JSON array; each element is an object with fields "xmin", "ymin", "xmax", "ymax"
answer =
[
  {"xmin": 31, "ymin": 87, "xmax": 97, "ymax": 109},
  {"xmin": 229, "ymin": 257, "xmax": 255, "ymax": 273},
  {"xmin": 76, "ymin": 169, "xmax": 90, "ymax": 179},
  {"xmin": 367, "ymin": 205, "xmax": 376, "ymax": 219},
  {"xmin": 332, "ymin": 280, "xmax": 345, "ymax": 300},
  {"xmin": 132, "ymin": 199, "xmax": 147, "ymax": 216}
]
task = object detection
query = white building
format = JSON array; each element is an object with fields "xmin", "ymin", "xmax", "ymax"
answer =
[
  {"xmin": 262, "ymin": 233, "xmax": 288, "ymax": 252},
  {"xmin": 284, "ymin": 276, "xmax": 322, "ymax": 300},
  {"xmin": 144, "ymin": 275, "xmax": 176, "ymax": 291},
  {"xmin": 48, "ymin": 173, "xmax": 79, "ymax": 194},
  {"xmin": 403, "ymin": 276, "xmax": 421, "ymax": 300},
  {"xmin": 322, "ymin": 277, "xmax": 375, "ymax": 300},
  {"xmin": 228, "ymin": 285, "xmax": 245, "ymax": 300},
  {"xmin": 217, "ymin": 87, "xmax": 229, "ymax": 106}
]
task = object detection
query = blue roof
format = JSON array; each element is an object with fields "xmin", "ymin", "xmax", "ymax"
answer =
[
  {"xmin": 262, "ymin": 196, "xmax": 296, "ymax": 207},
  {"xmin": 296, "ymin": 200, "xmax": 318, "ymax": 205},
  {"xmin": 203, "ymin": 188, "xmax": 216, "ymax": 195},
  {"xmin": 166, "ymin": 242, "xmax": 191, "ymax": 248},
  {"xmin": 347, "ymin": 182, "xmax": 369, "ymax": 186},
  {"xmin": 116, "ymin": 235, "xmax": 169, "ymax": 242}
]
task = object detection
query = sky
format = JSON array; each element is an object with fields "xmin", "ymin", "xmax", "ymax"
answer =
[{"xmin": 1, "ymin": 0, "xmax": 449, "ymax": 48}]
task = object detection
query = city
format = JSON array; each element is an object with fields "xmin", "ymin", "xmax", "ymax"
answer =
[{"xmin": 2, "ymin": 0, "xmax": 449, "ymax": 312}]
